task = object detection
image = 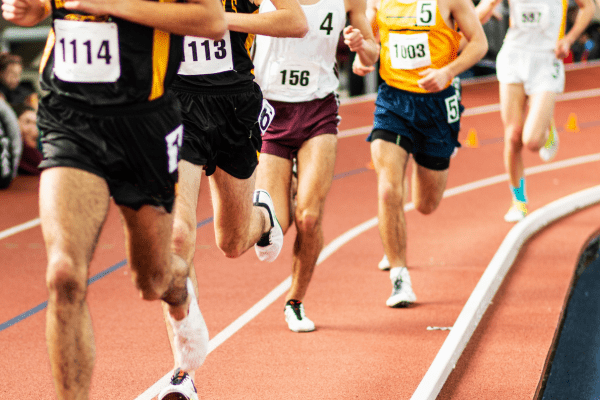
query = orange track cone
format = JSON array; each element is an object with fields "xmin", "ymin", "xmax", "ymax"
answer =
[
  {"xmin": 465, "ymin": 128, "xmax": 479, "ymax": 148},
  {"xmin": 565, "ymin": 113, "xmax": 580, "ymax": 133}
]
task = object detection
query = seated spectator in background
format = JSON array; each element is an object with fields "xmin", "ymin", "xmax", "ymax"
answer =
[
  {"xmin": 12, "ymin": 103, "xmax": 41, "ymax": 175},
  {"xmin": 0, "ymin": 53, "xmax": 23, "ymax": 103},
  {"xmin": 0, "ymin": 97, "xmax": 21, "ymax": 189},
  {"xmin": 0, "ymin": 53, "xmax": 38, "ymax": 109}
]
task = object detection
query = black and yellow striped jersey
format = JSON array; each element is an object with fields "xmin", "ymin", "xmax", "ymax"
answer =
[
  {"xmin": 172, "ymin": 0, "xmax": 259, "ymax": 91},
  {"xmin": 39, "ymin": 0, "xmax": 184, "ymax": 106}
]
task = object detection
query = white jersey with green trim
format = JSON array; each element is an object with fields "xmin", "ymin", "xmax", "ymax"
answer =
[
  {"xmin": 253, "ymin": 0, "xmax": 346, "ymax": 102},
  {"xmin": 503, "ymin": 0, "xmax": 567, "ymax": 52}
]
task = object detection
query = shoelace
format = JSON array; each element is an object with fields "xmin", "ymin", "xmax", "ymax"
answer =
[
  {"xmin": 170, "ymin": 368, "xmax": 187, "ymax": 385},
  {"xmin": 286, "ymin": 300, "xmax": 305, "ymax": 320}
]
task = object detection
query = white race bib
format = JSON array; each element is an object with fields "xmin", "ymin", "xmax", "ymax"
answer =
[
  {"xmin": 258, "ymin": 99, "xmax": 275, "ymax": 135},
  {"xmin": 514, "ymin": 3, "xmax": 550, "ymax": 30},
  {"xmin": 416, "ymin": 0, "xmax": 436, "ymax": 26},
  {"xmin": 268, "ymin": 60, "xmax": 320, "ymax": 97},
  {"xmin": 389, "ymin": 33, "xmax": 431, "ymax": 70},
  {"xmin": 178, "ymin": 31, "xmax": 234, "ymax": 75},
  {"xmin": 53, "ymin": 19, "xmax": 121, "ymax": 83}
]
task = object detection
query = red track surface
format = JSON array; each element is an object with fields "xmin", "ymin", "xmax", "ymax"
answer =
[{"xmin": 2, "ymin": 63, "xmax": 600, "ymax": 400}]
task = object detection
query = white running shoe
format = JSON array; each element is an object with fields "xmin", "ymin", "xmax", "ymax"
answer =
[
  {"xmin": 386, "ymin": 267, "xmax": 416, "ymax": 308},
  {"xmin": 168, "ymin": 278, "xmax": 209, "ymax": 373},
  {"xmin": 284, "ymin": 300, "xmax": 315, "ymax": 332},
  {"xmin": 504, "ymin": 201, "xmax": 527, "ymax": 223},
  {"xmin": 539, "ymin": 123, "xmax": 559, "ymax": 162},
  {"xmin": 378, "ymin": 255, "xmax": 390, "ymax": 271},
  {"xmin": 158, "ymin": 368, "xmax": 199, "ymax": 400},
  {"xmin": 254, "ymin": 189, "xmax": 284, "ymax": 262}
]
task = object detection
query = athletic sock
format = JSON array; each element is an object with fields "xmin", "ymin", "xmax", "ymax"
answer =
[{"xmin": 510, "ymin": 177, "xmax": 527, "ymax": 203}]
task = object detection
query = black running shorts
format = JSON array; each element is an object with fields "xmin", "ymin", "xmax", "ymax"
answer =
[
  {"xmin": 175, "ymin": 82, "xmax": 262, "ymax": 180},
  {"xmin": 37, "ymin": 93, "xmax": 183, "ymax": 212}
]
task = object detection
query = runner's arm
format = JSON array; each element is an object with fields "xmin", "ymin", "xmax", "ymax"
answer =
[
  {"xmin": 351, "ymin": 0, "xmax": 380, "ymax": 76},
  {"xmin": 63, "ymin": 0, "xmax": 226, "ymax": 40},
  {"xmin": 555, "ymin": 0, "xmax": 594, "ymax": 59},
  {"xmin": 344, "ymin": 0, "xmax": 380, "ymax": 68},
  {"xmin": 226, "ymin": 0, "xmax": 308, "ymax": 38},
  {"xmin": 1, "ymin": 0, "xmax": 50, "ymax": 27}
]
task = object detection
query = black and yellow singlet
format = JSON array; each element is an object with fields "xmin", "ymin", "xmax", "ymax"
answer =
[
  {"xmin": 39, "ymin": 0, "xmax": 184, "ymax": 106},
  {"xmin": 172, "ymin": 0, "xmax": 259, "ymax": 91}
]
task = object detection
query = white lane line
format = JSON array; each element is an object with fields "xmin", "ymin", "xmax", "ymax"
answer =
[
  {"xmin": 2, "ymin": 85, "xmax": 599, "ymax": 241},
  {"xmin": 135, "ymin": 153, "xmax": 600, "ymax": 400},
  {"xmin": 0, "ymin": 218, "xmax": 40, "ymax": 240},
  {"xmin": 411, "ymin": 185, "xmax": 600, "ymax": 400}
]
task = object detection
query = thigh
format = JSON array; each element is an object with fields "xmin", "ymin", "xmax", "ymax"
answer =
[
  {"xmin": 118, "ymin": 202, "xmax": 174, "ymax": 279},
  {"xmin": 412, "ymin": 163, "xmax": 448, "ymax": 208},
  {"xmin": 255, "ymin": 153, "xmax": 293, "ymax": 232},
  {"xmin": 499, "ymin": 82, "xmax": 527, "ymax": 137},
  {"xmin": 523, "ymin": 91, "xmax": 557, "ymax": 143},
  {"xmin": 209, "ymin": 167, "xmax": 256, "ymax": 236},
  {"xmin": 296, "ymin": 134, "xmax": 337, "ymax": 213},
  {"xmin": 370, "ymin": 137, "xmax": 410, "ymax": 187},
  {"xmin": 40, "ymin": 167, "xmax": 110, "ymax": 280}
]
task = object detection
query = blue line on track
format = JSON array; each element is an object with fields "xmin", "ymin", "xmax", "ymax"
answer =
[{"xmin": 0, "ymin": 216, "xmax": 216, "ymax": 333}]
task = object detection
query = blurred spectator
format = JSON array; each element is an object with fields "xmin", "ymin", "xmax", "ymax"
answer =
[
  {"xmin": 0, "ymin": 97, "xmax": 22, "ymax": 189},
  {"xmin": 0, "ymin": 52, "xmax": 39, "ymax": 109},
  {"xmin": 12, "ymin": 103, "xmax": 41, "ymax": 175}
]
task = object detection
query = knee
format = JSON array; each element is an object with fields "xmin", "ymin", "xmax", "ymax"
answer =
[
  {"xmin": 216, "ymin": 234, "xmax": 245, "ymax": 259},
  {"xmin": 46, "ymin": 257, "xmax": 87, "ymax": 305},
  {"xmin": 414, "ymin": 198, "xmax": 439, "ymax": 215},
  {"xmin": 295, "ymin": 207, "xmax": 321, "ymax": 234},
  {"xmin": 133, "ymin": 268, "xmax": 167, "ymax": 301},
  {"xmin": 504, "ymin": 127, "xmax": 523, "ymax": 152},
  {"xmin": 379, "ymin": 180, "xmax": 404, "ymax": 206},
  {"xmin": 172, "ymin": 218, "xmax": 195, "ymax": 259}
]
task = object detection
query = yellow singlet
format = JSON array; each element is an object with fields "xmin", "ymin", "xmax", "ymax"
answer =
[{"xmin": 377, "ymin": 0, "xmax": 461, "ymax": 93}]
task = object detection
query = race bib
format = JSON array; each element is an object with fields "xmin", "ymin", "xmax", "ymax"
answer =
[
  {"xmin": 416, "ymin": 0, "xmax": 436, "ymax": 26},
  {"xmin": 53, "ymin": 19, "xmax": 121, "ymax": 83},
  {"xmin": 389, "ymin": 33, "xmax": 431, "ymax": 70},
  {"xmin": 514, "ymin": 3, "xmax": 550, "ymax": 30},
  {"xmin": 178, "ymin": 31, "xmax": 234, "ymax": 75},
  {"xmin": 258, "ymin": 99, "xmax": 275, "ymax": 135},
  {"xmin": 268, "ymin": 60, "xmax": 320, "ymax": 96},
  {"xmin": 445, "ymin": 94, "xmax": 460, "ymax": 124}
]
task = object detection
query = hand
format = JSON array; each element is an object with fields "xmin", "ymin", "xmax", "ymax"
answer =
[
  {"xmin": 2, "ymin": 0, "xmax": 47, "ymax": 26},
  {"xmin": 417, "ymin": 68, "xmax": 451, "ymax": 92},
  {"xmin": 343, "ymin": 25, "xmax": 366, "ymax": 53},
  {"xmin": 554, "ymin": 38, "xmax": 571, "ymax": 59},
  {"xmin": 352, "ymin": 56, "xmax": 375, "ymax": 76}
]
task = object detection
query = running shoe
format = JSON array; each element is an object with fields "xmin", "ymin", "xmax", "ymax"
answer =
[
  {"xmin": 254, "ymin": 189, "xmax": 284, "ymax": 262},
  {"xmin": 504, "ymin": 201, "xmax": 528, "ymax": 223},
  {"xmin": 158, "ymin": 368, "xmax": 198, "ymax": 400},
  {"xmin": 539, "ymin": 123, "xmax": 559, "ymax": 162},
  {"xmin": 168, "ymin": 278, "xmax": 209, "ymax": 373},
  {"xmin": 284, "ymin": 299, "xmax": 315, "ymax": 332},
  {"xmin": 386, "ymin": 267, "xmax": 416, "ymax": 308},
  {"xmin": 378, "ymin": 254, "xmax": 390, "ymax": 271}
]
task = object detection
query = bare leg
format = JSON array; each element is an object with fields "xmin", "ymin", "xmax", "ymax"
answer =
[
  {"xmin": 371, "ymin": 139, "xmax": 410, "ymax": 269},
  {"xmin": 500, "ymin": 83, "xmax": 527, "ymax": 188},
  {"xmin": 41, "ymin": 167, "xmax": 110, "ymax": 400},
  {"xmin": 255, "ymin": 153, "xmax": 294, "ymax": 234},
  {"xmin": 523, "ymin": 91, "xmax": 557, "ymax": 151},
  {"xmin": 287, "ymin": 134, "xmax": 337, "ymax": 302},
  {"xmin": 411, "ymin": 163, "xmax": 448, "ymax": 216},
  {"xmin": 209, "ymin": 168, "xmax": 270, "ymax": 258}
]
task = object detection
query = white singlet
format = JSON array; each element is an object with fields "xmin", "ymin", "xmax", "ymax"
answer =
[
  {"xmin": 502, "ymin": 0, "xmax": 567, "ymax": 52},
  {"xmin": 253, "ymin": 0, "xmax": 346, "ymax": 102}
]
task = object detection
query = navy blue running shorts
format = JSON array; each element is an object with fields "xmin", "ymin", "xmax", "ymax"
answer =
[{"xmin": 367, "ymin": 82, "xmax": 463, "ymax": 171}]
